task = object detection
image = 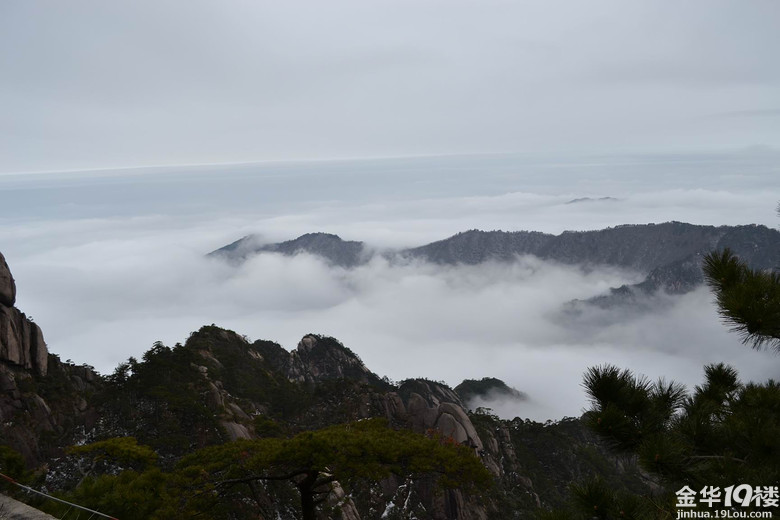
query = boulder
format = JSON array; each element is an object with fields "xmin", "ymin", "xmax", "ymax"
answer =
[
  {"xmin": 402, "ymin": 389, "xmax": 484, "ymax": 451},
  {"xmin": 435, "ymin": 412, "xmax": 469, "ymax": 444},
  {"xmin": 438, "ymin": 402, "xmax": 483, "ymax": 450},
  {"xmin": 220, "ymin": 420, "xmax": 252, "ymax": 441}
]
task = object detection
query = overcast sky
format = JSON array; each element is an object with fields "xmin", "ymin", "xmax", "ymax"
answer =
[{"xmin": 1, "ymin": 0, "xmax": 779, "ymax": 173}]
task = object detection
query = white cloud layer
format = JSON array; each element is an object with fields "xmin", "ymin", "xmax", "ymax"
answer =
[
  {"xmin": 1, "ymin": 152, "xmax": 778, "ymax": 421},
  {"xmin": 8, "ymin": 243, "xmax": 779, "ymax": 421}
]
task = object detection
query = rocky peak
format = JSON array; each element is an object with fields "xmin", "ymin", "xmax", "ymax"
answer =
[
  {"xmin": 454, "ymin": 377, "xmax": 528, "ymax": 407},
  {"xmin": 286, "ymin": 232, "xmax": 352, "ymax": 248},
  {"xmin": 267, "ymin": 233, "xmax": 367, "ymax": 268},
  {"xmin": 398, "ymin": 378, "xmax": 464, "ymax": 408},
  {"xmin": 210, "ymin": 232, "xmax": 368, "ymax": 268},
  {"xmin": 288, "ymin": 334, "xmax": 379, "ymax": 386},
  {"xmin": 296, "ymin": 334, "xmax": 319, "ymax": 353}
]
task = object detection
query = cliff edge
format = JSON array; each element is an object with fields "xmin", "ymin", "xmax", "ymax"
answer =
[{"xmin": 0, "ymin": 253, "xmax": 48, "ymax": 376}]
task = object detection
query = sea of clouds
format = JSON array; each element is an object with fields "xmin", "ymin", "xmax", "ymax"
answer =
[{"xmin": 1, "ymin": 151, "xmax": 779, "ymax": 420}]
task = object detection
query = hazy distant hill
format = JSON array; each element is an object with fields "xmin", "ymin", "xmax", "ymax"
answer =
[
  {"xmin": 210, "ymin": 232, "xmax": 367, "ymax": 268},
  {"xmin": 211, "ymin": 223, "xmax": 780, "ymax": 303}
]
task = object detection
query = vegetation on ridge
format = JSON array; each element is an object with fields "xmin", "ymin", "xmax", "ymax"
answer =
[{"xmin": 40, "ymin": 420, "xmax": 491, "ymax": 520}]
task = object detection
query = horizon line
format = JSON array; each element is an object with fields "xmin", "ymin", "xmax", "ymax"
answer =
[{"xmin": 1, "ymin": 144, "xmax": 773, "ymax": 178}]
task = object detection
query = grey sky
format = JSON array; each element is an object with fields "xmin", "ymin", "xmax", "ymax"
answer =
[{"xmin": 1, "ymin": 0, "xmax": 779, "ymax": 173}]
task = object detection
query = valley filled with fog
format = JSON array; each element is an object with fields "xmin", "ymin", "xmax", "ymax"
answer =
[{"xmin": 1, "ymin": 151, "xmax": 779, "ymax": 420}]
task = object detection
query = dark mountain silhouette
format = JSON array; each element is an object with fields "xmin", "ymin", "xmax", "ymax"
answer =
[
  {"xmin": 210, "ymin": 232, "xmax": 367, "ymax": 268},
  {"xmin": 211, "ymin": 222, "xmax": 780, "ymax": 306}
]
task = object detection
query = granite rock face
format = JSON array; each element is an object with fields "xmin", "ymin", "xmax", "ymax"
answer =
[
  {"xmin": 0, "ymin": 307, "xmax": 48, "ymax": 376},
  {"xmin": 0, "ymin": 253, "xmax": 47, "ymax": 376},
  {"xmin": 0, "ymin": 252, "xmax": 16, "ymax": 307},
  {"xmin": 247, "ymin": 333, "xmax": 385, "ymax": 388},
  {"xmin": 396, "ymin": 379, "xmax": 483, "ymax": 451}
]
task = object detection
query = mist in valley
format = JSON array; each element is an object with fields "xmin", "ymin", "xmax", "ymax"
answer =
[{"xmin": 2, "ymin": 152, "xmax": 779, "ymax": 421}]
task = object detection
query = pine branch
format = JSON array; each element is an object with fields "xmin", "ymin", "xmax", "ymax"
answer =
[{"xmin": 703, "ymin": 249, "xmax": 780, "ymax": 352}]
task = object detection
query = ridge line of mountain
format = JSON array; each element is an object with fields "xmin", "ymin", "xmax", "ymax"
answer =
[{"xmin": 209, "ymin": 222, "xmax": 780, "ymax": 305}]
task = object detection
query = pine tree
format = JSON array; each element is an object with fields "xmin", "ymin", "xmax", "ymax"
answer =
[
  {"xmin": 702, "ymin": 248, "xmax": 780, "ymax": 351},
  {"xmin": 46, "ymin": 421, "xmax": 491, "ymax": 520},
  {"xmin": 548, "ymin": 208, "xmax": 780, "ymax": 519},
  {"xmin": 582, "ymin": 363, "xmax": 779, "ymax": 492},
  {"xmin": 168, "ymin": 418, "xmax": 492, "ymax": 520},
  {"xmin": 702, "ymin": 205, "xmax": 780, "ymax": 351}
]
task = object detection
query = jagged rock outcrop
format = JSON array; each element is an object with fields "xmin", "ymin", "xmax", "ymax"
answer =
[
  {"xmin": 0, "ymin": 361, "xmax": 97, "ymax": 470},
  {"xmin": 455, "ymin": 377, "xmax": 528, "ymax": 408},
  {"xmin": 0, "ymin": 252, "xmax": 16, "ymax": 307},
  {"xmin": 468, "ymin": 413, "xmax": 654, "ymax": 514},
  {"xmin": 0, "ymin": 306, "xmax": 49, "ymax": 375},
  {"xmin": 0, "ymin": 307, "xmax": 48, "ymax": 377},
  {"xmin": 251, "ymin": 339, "xmax": 488, "ymax": 458},
  {"xmin": 0, "ymin": 353, "xmax": 100, "ymax": 466},
  {"xmin": 0, "ymin": 253, "xmax": 47, "ymax": 377},
  {"xmin": 285, "ymin": 334, "xmax": 381, "ymax": 386},
  {"xmin": 396, "ymin": 379, "xmax": 483, "ymax": 451}
]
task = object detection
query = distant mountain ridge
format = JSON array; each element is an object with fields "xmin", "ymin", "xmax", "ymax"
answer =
[
  {"xmin": 210, "ymin": 222, "xmax": 780, "ymax": 302},
  {"xmin": 211, "ymin": 232, "xmax": 367, "ymax": 268},
  {"xmin": 404, "ymin": 223, "xmax": 779, "ymax": 272}
]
